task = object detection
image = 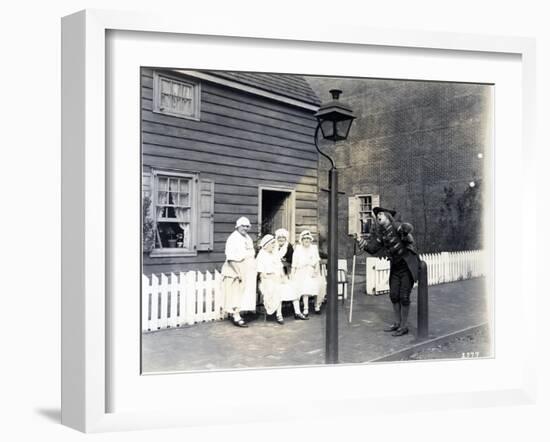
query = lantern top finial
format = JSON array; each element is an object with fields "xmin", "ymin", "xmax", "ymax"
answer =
[{"xmin": 329, "ymin": 89, "xmax": 342, "ymax": 100}]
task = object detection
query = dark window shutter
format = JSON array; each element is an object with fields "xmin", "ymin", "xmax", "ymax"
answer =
[{"xmin": 197, "ymin": 179, "xmax": 214, "ymax": 251}]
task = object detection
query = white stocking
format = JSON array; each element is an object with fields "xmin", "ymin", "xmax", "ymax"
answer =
[{"xmin": 302, "ymin": 295, "xmax": 309, "ymax": 314}]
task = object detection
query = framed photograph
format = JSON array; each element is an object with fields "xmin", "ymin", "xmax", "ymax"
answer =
[{"xmin": 62, "ymin": 9, "xmax": 537, "ymax": 432}]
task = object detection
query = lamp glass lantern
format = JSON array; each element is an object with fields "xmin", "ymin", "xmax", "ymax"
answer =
[{"xmin": 314, "ymin": 89, "xmax": 356, "ymax": 142}]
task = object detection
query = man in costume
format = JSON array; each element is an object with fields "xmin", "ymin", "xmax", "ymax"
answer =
[{"xmin": 357, "ymin": 207, "xmax": 419, "ymax": 336}]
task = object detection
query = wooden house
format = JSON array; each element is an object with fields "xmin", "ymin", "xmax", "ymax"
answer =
[{"xmin": 141, "ymin": 69, "xmax": 321, "ymax": 276}]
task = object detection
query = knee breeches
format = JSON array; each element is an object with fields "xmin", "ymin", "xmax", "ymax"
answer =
[{"xmin": 389, "ymin": 261, "xmax": 413, "ymax": 306}]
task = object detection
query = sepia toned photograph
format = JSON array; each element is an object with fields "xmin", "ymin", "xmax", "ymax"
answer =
[{"xmin": 140, "ymin": 68, "xmax": 493, "ymax": 373}]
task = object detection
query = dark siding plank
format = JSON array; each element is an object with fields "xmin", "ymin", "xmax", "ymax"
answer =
[
  {"xmin": 214, "ymin": 194, "xmax": 258, "ymax": 205},
  {"xmin": 214, "ymin": 203, "xmax": 257, "ymax": 215},
  {"xmin": 142, "ymin": 120, "xmax": 318, "ymax": 163},
  {"xmin": 200, "ymin": 111, "xmax": 313, "ymax": 144},
  {"xmin": 142, "ymin": 132, "xmax": 318, "ymax": 170},
  {"xmin": 142, "ymin": 111, "xmax": 316, "ymax": 154},
  {"xmin": 142, "ymin": 143, "xmax": 317, "ymax": 180},
  {"xmin": 142, "ymin": 154, "xmax": 318, "ymax": 186},
  {"xmin": 200, "ymin": 101, "xmax": 316, "ymax": 135},
  {"xmin": 201, "ymin": 90, "xmax": 317, "ymax": 128},
  {"xmin": 142, "ymin": 108, "xmax": 313, "ymax": 148}
]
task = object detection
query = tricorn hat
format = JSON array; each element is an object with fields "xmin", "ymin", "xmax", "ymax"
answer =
[{"xmin": 373, "ymin": 207, "xmax": 396, "ymax": 217}]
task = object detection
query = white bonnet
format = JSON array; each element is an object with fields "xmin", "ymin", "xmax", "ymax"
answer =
[
  {"xmin": 235, "ymin": 217, "xmax": 251, "ymax": 228},
  {"xmin": 259, "ymin": 234, "xmax": 276, "ymax": 248},
  {"xmin": 275, "ymin": 228, "xmax": 289, "ymax": 239}
]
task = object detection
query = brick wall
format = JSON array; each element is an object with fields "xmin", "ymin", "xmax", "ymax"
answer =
[{"xmin": 306, "ymin": 77, "xmax": 492, "ymax": 265}]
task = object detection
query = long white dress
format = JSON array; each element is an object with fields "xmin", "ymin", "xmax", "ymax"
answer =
[
  {"xmin": 256, "ymin": 249, "xmax": 282, "ymax": 315},
  {"xmin": 221, "ymin": 230, "xmax": 257, "ymax": 313},
  {"xmin": 256, "ymin": 248, "xmax": 298, "ymax": 314},
  {"xmin": 292, "ymin": 244, "xmax": 323, "ymax": 296}
]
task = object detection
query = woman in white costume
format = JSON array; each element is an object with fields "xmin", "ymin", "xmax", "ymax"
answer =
[
  {"xmin": 257, "ymin": 233, "xmax": 307, "ymax": 323},
  {"xmin": 256, "ymin": 234, "xmax": 285, "ymax": 324},
  {"xmin": 221, "ymin": 216, "xmax": 257, "ymax": 327},
  {"xmin": 292, "ymin": 230, "xmax": 324, "ymax": 317}
]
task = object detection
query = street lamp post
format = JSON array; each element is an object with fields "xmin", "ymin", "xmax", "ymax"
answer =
[{"xmin": 313, "ymin": 89, "xmax": 355, "ymax": 364}]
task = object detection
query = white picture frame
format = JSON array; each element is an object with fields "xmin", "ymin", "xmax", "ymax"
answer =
[{"xmin": 61, "ymin": 9, "xmax": 537, "ymax": 433}]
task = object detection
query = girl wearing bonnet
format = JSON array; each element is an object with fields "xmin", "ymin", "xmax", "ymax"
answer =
[{"xmin": 221, "ymin": 216, "xmax": 257, "ymax": 327}]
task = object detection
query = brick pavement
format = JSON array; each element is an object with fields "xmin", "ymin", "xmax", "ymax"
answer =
[{"xmin": 142, "ymin": 277, "xmax": 489, "ymax": 372}]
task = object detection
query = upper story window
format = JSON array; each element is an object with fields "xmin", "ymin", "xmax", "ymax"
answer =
[{"xmin": 153, "ymin": 71, "xmax": 201, "ymax": 120}]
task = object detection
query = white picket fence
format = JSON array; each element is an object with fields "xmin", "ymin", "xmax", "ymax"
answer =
[
  {"xmin": 143, "ymin": 251, "xmax": 484, "ymax": 330},
  {"xmin": 365, "ymin": 250, "xmax": 485, "ymax": 295},
  {"xmin": 142, "ymin": 270, "xmax": 226, "ymax": 332}
]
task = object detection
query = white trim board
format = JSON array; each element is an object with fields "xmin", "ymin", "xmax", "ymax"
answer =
[{"xmin": 176, "ymin": 70, "xmax": 320, "ymax": 111}]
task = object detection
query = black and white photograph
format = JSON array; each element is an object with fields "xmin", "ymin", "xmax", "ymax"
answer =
[
  {"xmin": 4, "ymin": 0, "xmax": 548, "ymax": 438},
  {"xmin": 140, "ymin": 68, "xmax": 492, "ymax": 373}
]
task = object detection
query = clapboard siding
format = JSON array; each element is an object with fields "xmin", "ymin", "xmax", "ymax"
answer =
[
  {"xmin": 143, "ymin": 154, "xmax": 318, "ymax": 186},
  {"xmin": 142, "ymin": 108, "xmax": 314, "ymax": 151},
  {"xmin": 142, "ymin": 68, "xmax": 319, "ymax": 275},
  {"xmin": 141, "ymin": 69, "xmax": 318, "ymax": 124},
  {"xmin": 142, "ymin": 93, "xmax": 316, "ymax": 134},
  {"xmin": 143, "ymin": 85, "xmax": 317, "ymax": 128},
  {"xmin": 142, "ymin": 120, "xmax": 317, "ymax": 163},
  {"xmin": 142, "ymin": 136, "xmax": 317, "ymax": 176}
]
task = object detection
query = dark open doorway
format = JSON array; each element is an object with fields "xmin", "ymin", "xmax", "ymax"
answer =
[{"xmin": 259, "ymin": 187, "xmax": 295, "ymax": 241}]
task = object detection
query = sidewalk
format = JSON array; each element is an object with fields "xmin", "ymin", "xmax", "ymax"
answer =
[{"xmin": 142, "ymin": 277, "xmax": 489, "ymax": 372}]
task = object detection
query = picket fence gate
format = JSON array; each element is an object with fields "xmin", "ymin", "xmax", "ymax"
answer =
[
  {"xmin": 142, "ymin": 270, "xmax": 226, "ymax": 332},
  {"xmin": 365, "ymin": 250, "xmax": 485, "ymax": 295}
]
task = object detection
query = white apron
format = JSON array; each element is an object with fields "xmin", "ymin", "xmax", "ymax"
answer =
[{"xmin": 221, "ymin": 230, "xmax": 257, "ymax": 313}]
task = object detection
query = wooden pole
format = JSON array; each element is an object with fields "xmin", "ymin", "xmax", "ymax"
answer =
[
  {"xmin": 349, "ymin": 254, "xmax": 356, "ymax": 323},
  {"xmin": 417, "ymin": 260, "xmax": 429, "ymax": 339}
]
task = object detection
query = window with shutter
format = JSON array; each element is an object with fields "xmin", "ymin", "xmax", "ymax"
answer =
[
  {"xmin": 146, "ymin": 169, "xmax": 214, "ymax": 257},
  {"xmin": 352, "ymin": 194, "xmax": 380, "ymax": 237}
]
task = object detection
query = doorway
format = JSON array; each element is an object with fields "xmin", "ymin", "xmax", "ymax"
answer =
[{"xmin": 258, "ymin": 187, "xmax": 295, "ymax": 242}]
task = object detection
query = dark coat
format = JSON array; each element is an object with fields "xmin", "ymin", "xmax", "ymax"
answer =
[
  {"xmin": 280, "ymin": 243, "xmax": 294, "ymax": 276},
  {"xmin": 361, "ymin": 221, "xmax": 420, "ymax": 282}
]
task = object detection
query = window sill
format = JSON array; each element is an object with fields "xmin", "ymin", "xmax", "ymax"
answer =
[
  {"xmin": 152, "ymin": 108, "xmax": 200, "ymax": 121},
  {"xmin": 149, "ymin": 248, "xmax": 198, "ymax": 258}
]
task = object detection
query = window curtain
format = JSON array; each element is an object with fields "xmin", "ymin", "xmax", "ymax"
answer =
[
  {"xmin": 175, "ymin": 207, "xmax": 187, "ymax": 230},
  {"xmin": 156, "ymin": 191, "xmax": 167, "ymax": 219}
]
